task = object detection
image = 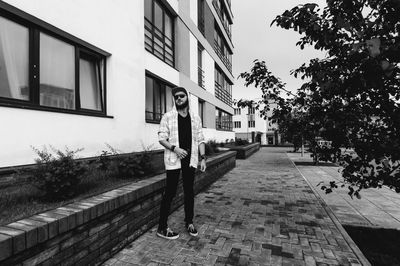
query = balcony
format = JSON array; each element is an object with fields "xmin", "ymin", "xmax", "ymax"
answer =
[
  {"xmin": 213, "ymin": 41, "xmax": 232, "ymax": 73},
  {"xmin": 212, "ymin": 0, "xmax": 232, "ymax": 40},
  {"xmin": 215, "ymin": 81, "xmax": 232, "ymax": 106},
  {"xmin": 198, "ymin": 66, "xmax": 205, "ymax": 89}
]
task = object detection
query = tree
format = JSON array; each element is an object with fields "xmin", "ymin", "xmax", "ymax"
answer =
[{"xmin": 239, "ymin": 0, "xmax": 400, "ymax": 197}]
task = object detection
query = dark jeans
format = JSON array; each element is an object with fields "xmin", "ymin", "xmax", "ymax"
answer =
[{"xmin": 158, "ymin": 159, "xmax": 195, "ymax": 230}]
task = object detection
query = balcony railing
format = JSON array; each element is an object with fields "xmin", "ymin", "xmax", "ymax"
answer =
[
  {"xmin": 198, "ymin": 66, "xmax": 205, "ymax": 89},
  {"xmin": 212, "ymin": 1, "xmax": 232, "ymax": 39},
  {"xmin": 215, "ymin": 81, "xmax": 232, "ymax": 106},
  {"xmin": 213, "ymin": 41, "xmax": 232, "ymax": 73}
]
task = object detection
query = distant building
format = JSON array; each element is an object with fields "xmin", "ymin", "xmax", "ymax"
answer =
[
  {"xmin": 0, "ymin": 0, "xmax": 234, "ymax": 168},
  {"xmin": 233, "ymin": 100, "xmax": 281, "ymax": 145}
]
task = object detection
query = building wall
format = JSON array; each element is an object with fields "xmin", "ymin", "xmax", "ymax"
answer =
[
  {"xmin": 0, "ymin": 0, "xmax": 234, "ymax": 168},
  {"xmin": 1, "ymin": 0, "xmax": 147, "ymax": 167}
]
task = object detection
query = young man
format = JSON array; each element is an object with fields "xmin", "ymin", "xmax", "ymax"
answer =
[{"xmin": 157, "ymin": 87, "xmax": 207, "ymax": 240}]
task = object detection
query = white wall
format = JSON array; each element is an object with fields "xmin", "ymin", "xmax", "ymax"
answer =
[
  {"xmin": 166, "ymin": 0, "xmax": 179, "ymax": 14},
  {"xmin": 0, "ymin": 0, "xmax": 149, "ymax": 167},
  {"xmin": 189, "ymin": 32, "xmax": 198, "ymax": 84},
  {"xmin": 203, "ymin": 50, "xmax": 215, "ymax": 95},
  {"xmin": 189, "ymin": 0, "xmax": 198, "ymax": 26},
  {"xmin": 203, "ymin": 128, "xmax": 235, "ymax": 143}
]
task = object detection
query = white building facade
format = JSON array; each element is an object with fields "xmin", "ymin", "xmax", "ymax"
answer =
[
  {"xmin": 233, "ymin": 100, "xmax": 281, "ymax": 145},
  {"xmin": 0, "ymin": 0, "xmax": 234, "ymax": 168}
]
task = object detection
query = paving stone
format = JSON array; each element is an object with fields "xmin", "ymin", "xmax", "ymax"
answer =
[{"xmin": 103, "ymin": 148, "xmax": 366, "ymax": 266}]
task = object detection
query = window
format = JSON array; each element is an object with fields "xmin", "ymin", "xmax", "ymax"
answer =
[
  {"xmin": 248, "ymin": 121, "xmax": 255, "ymax": 128},
  {"xmin": 248, "ymin": 107, "xmax": 255, "ymax": 114},
  {"xmin": 234, "ymin": 121, "xmax": 241, "ymax": 128},
  {"xmin": 198, "ymin": 99, "xmax": 205, "ymax": 126},
  {"xmin": 213, "ymin": 26, "xmax": 232, "ymax": 72},
  {"xmin": 216, "ymin": 108, "xmax": 232, "ymax": 131},
  {"xmin": 0, "ymin": 9, "xmax": 107, "ymax": 115},
  {"xmin": 145, "ymin": 0, "xmax": 174, "ymax": 67},
  {"xmin": 234, "ymin": 108, "xmax": 241, "ymax": 115},
  {"xmin": 145, "ymin": 74, "xmax": 174, "ymax": 123},
  {"xmin": 198, "ymin": 43, "xmax": 205, "ymax": 89},
  {"xmin": 214, "ymin": 66, "xmax": 232, "ymax": 106},
  {"xmin": 198, "ymin": 0, "xmax": 205, "ymax": 35}
]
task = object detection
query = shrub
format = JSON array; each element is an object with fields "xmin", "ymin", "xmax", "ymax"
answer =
[
  {"xmin": 205, "ymin": 140, "xmax": 219, "ymax": 156},
  {"xmin": 115, "ymin": 152, "xmax": 152, "ymax": 179},
  {"xmin": 94, "ymin": 144, "xmax": 153, "ymax": 179},
  {"xmin": 235, "ymin": 138, "xmax": 249, "ymax": 146},
  {"xmin": 29, "ymin": 146, "xmax": 87, "ymax": 201}
]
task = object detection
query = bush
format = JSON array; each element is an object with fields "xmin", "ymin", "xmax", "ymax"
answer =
[
  {"xmin": 205, "ymin": 140, "xmax": 219, "ymax": 156},
  {"xmin": 235, "ymin": 138, "xmax": 249, "ymax": 146},
  {"xmin": 115, "ymin": 152, "xmax": 152, "ymax": 179},
  {"xmin": 29, "ymin": 146, "xmax": 88, "ymax": 201},
  {"xmin": 94, "ymin": 144, "xmax": 153, "ymax": 179}
]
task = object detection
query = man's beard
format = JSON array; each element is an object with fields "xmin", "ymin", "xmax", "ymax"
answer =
[{"xmin": 176, "ymin": 99, "xmax": 188, "ymax": 110}]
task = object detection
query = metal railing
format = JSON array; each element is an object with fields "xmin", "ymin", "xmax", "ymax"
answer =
[
  {"xmin": 198, "ymin": 66, "xmax": 205, "ymax": 89},
  {"xmin": 212, "ymin": 1, "xmax": 232, "ymax": 39},
  {"xmin": 213, "ymin": 41, "xmax": 232, "ymax": 73},
  {"xmin": 215, "ymin": 82, "xmax": 232, "ymax": 106}
]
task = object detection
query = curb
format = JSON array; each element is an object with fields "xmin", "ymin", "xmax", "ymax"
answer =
[{"xmin": 287, "ymin": 153, "xmax": 372, "ymax": 266}]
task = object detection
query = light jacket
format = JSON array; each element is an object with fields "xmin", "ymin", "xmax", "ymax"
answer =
[{"xmin": 158, "ymin": 98, "xmax": 205, "ymax": 170}]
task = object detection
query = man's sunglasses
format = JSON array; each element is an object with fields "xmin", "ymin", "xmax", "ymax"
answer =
[{"xmin": 174, "ymin": 94, "xmax": 186, "ymax": 100}]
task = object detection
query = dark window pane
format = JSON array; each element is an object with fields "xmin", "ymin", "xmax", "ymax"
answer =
[
  {"xmin": 145, "ymin": 75, "xmax": 154, "ymax": 114},
  {"xmin": 144, "ymin": 0, "xmax": 153, "ymax": 21},
  {"xmin": 40, "ymin": 33, "xmax": 75, "ymax": 109},
  {"xmin": 154, "ymin": 2, "xmax": 163, "ymax": 31},
  {"xmin": 165, "ymin": 13, "xmax": 172, "ymax": 39},
  {"xmin": 0, "ymin": 16, "xmax": 29, "ymax": 101}
]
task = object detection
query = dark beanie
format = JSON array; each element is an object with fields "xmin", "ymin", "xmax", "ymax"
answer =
[{"xmin": 171, "ymin": 86, "xmax": 188, "ymax": 96}]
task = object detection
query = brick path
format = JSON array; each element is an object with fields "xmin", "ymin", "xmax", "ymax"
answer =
[{"xmin": 103, "ymin": 147, "xmax": 368, "ymax": 266}]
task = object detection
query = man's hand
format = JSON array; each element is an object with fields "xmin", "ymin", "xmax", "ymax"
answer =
[
  {"xmin": 174, "ymin": 147, "xmax": 188, "ymax": 159},
  {"xmin": 200, "ymin": 159, "xmax": 207, "ymax": 172}
]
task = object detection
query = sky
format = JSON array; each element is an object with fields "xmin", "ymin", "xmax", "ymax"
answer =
[{"xmin": 231, "ymin": 0, "xmax": 327, "ymax": 101}]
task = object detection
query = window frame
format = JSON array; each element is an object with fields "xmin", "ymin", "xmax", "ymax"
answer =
[
  {"xmin": 0, "ymin": 2, "xmax": 110, "ymax": 117},
  {"xmin": 145, "ymin": 73, "xmax": 175, "ymax": 124},
  {"xmin": 215, "ymin": 108, "xmax": 232, "ymax": 131},
  {"xmin": 144, "ymin": 0, "xmax": 175, "ymax": 67}
]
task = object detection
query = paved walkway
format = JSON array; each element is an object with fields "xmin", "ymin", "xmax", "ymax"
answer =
[
  {"xmin": 287, "ymin": 152, "xmax": 400, "ymax": 229},
  {"xmin": 104, "ymin": 147, "xmax": 368, "ymax": 266}
]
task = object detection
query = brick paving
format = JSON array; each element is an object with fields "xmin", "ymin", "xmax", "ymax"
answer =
[{"xmin": 103, "ymin": 147, "xmax": 368, "ymax": 266}]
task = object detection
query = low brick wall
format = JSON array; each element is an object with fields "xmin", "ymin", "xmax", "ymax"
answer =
[
  {"xmin": 228, "ymin": 143, "xmax": 260, "ymax": 159},
  {"xmin": 0, "ymin": 151, "xmax": 236, "ymax": 266}
]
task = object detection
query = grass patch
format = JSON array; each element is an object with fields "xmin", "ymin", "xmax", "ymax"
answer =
[{"xmin": 344, "ymin": 225, "xmax": 400, "ymax": 266}]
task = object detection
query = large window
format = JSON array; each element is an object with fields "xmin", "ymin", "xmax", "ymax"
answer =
[
  {"xmin": 216, "ymin": 108, "xmax": 232, "ymax": 131},
  {"xmin": 145, "ymin": 0, "xmax": 174, "ymax": 67},
  {"xmin": 145, "ymin": 74, "xmax": 174, "ymax": 123},
  {"xmin": 0, "ymin": 8, "xmax": 107, "ymax": 115}
]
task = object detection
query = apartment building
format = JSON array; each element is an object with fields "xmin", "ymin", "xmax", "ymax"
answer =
[
  {"xmin": 233, "ymin": 100, "xmax": 281, "ymax": 145},
  {"xmin": 0, "ymin": 0, "xmax": 234, "ymax": 168}
]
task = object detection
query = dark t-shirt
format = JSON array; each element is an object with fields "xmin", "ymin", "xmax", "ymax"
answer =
[{"xmin": 178, "ymin": 113, "xmax": 192, "ymax": 164}]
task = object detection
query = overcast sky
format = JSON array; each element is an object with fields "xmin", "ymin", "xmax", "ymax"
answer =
[{"xmin": 232, "ymin": 0, "xmax": 327, "ymax": 101}]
